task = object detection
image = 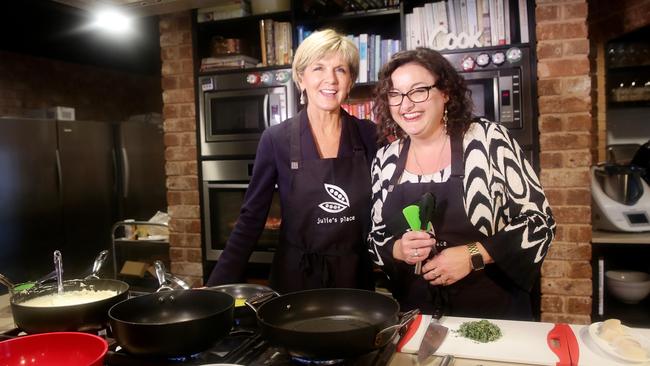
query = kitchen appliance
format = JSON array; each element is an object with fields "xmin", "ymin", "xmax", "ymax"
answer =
[
  {"xmin": 198, "ymin": 68, "xmax": 296, "ymax": 157},
  {"xmin": 202, "ymin": 160, "xmax": 281, "ymax": 263},
  {"xmin": 0, "ymin": 116, "xmax": 167, "ymax": 285},
  {"xmin": 631, "ymin": 140, "xmax": 650, "ymax": 185},
  {"xmin": 0, "ymin": 117, "xmax": 116, "ymax": 281},
  {"xmin": 443, "ymin": 46, "xmax": 537, "ymax": 167},
  {"xmin": 115, "ymin": 115, "xmax": 167, "ymax": 221},
  {"xmin": 592, "ymin": 164, "xmax": 650, "ymax": 232}
]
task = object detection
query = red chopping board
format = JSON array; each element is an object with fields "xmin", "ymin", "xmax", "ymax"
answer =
[{"xmin": 433, "ymin": 316, "xmax": 650, "ymax": 366}]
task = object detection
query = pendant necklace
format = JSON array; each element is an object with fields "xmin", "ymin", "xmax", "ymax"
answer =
[{"xmin": 412, "ymin": 132, "xmax": 448, "ymax": 179}]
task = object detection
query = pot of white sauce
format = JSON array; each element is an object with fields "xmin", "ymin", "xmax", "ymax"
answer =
[{"xmin": 10, "ymin": 278, "xmax": 129, "ymax": 333}]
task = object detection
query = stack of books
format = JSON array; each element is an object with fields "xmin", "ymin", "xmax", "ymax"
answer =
[
  {"xmin": 200, "ymin": 55, "xmax": 260, "ymax": 72},
  {"xmin": 405, "ymin": 0, "xmax": 530, "ymax": 51},
  {"xmin": 259, "ymin": 19, "xmax": 293, "ymax": 66}
]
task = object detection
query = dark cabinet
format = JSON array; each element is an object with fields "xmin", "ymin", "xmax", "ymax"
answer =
[{"xmin": 591, "ymin": 231, "xmax": 650, "ymax": 327}]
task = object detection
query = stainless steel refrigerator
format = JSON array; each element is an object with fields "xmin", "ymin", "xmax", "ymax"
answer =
[{"xmin": 0, "ymin": 117, "xmax": 117, "ymax": 281}]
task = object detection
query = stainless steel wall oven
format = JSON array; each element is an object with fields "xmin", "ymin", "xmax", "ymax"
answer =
[
  {"xmin": 198, "ymin": 68, "xmax": 297, "ymax": 157},
  {"xmin": 443, "ymin": 46, "xmax": 538, "ymax": 167},
  {"xmin": 202, "ymin": 160, "xmax": 281, "ymax": 263}
]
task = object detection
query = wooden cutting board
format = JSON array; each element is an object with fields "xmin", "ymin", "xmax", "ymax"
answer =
[{"xmin": 433, "ymin": 316, "xmax": 650, "ymax": 366}]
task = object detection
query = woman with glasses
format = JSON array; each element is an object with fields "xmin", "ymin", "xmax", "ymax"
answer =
[
  {"xmin": 207, "ymin": 29, "xmax": 377, "ymax": 293},
  {"xmin": 368, "ymin": 48, "xmax": 555, "ymax": 320}
]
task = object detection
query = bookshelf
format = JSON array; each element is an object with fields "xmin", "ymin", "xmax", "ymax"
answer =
[
  {"xmin": 193, "ymin": 0, "xmax": 534, "ymax": 77},
  {"xmin": 192, "ymin": 0, "xmax": 535, "ymax": 119}
]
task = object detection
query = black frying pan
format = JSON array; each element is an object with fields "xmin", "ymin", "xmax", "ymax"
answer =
[
  {"xmin": 250, "ymin": 288, "xmax": 416, "ymax": 359},
  {"xmin": 108, "ymin": 289, "xmax": 234, "ymax": 357}
]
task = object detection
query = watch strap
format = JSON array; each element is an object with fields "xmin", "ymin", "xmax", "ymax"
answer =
[{"xmin": 467, "ymin": 242, "xmax": 484, "ymax": 271}]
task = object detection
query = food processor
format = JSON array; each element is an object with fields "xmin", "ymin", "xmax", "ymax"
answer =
[{"xmin": 592, "ymin": 163, "xmax": 650, "ymax": 232}]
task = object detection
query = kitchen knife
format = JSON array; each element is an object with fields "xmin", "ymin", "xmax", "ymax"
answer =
[{"xmin": 417, "ymin": 321, "xmax": 449, "ymax": 363}]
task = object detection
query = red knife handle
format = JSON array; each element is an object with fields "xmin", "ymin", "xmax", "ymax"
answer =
[
  {"xmin": 396, "ymin": 314, "xmax": 423, "ymax": 352},
  {"xmin": 561, "ymin": 323, "xmax": 580, "ymax": 366},
  {"xmin": 547, "ymin": 323, "xmax": 571, "ymax": 366}
]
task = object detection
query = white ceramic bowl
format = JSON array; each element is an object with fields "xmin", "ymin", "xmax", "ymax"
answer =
[{"xmin": 605, "ymin": 270, "xmax": 650, "ymax": 304}]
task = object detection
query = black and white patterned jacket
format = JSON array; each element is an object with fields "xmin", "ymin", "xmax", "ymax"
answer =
[{"xmin": 368, "ymin": 120, "xmax": 555, "ymax": 290}]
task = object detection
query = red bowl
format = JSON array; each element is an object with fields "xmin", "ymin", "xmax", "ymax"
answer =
[{"xmin": 0, "ymin": 332, "xmax": 108, "ymax": 366}]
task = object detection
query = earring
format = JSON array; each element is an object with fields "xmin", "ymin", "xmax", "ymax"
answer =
[
  {"xmin": 300, "ymin": 89, "xmax": 306, "ymax": 105},
  {"xmin": 443, "ymin": 106, "xmax": 449, "ymax": 130}
]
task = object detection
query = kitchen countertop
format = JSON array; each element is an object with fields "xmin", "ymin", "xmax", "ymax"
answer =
[
  {"xmin": 592, "ymin": 230, "xmax": 650, "ymax": 244},
  {"xmin": 389, "ymin": 316, "xmax": 650, "ymax": 366},
  {"xmin": 1, "ymin": 293, "xmax": 648, "ymax": 365}
]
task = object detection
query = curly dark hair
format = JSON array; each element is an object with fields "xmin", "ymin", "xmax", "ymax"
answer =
[{"xmin": 373, "ymin": 48, "xmax": 474, "ymax": 145}]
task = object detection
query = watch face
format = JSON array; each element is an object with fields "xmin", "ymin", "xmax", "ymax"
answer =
[
  {"xmin": 492, "ymin": 51, "xmax": 506, "ymax": 66},
  {"xmin": 471, "ymin": 254, "xmax": 485, "ymax": 270},
  {"xmin": 506, "ymin": 47, "xmax": 523, "ymax": 63}
]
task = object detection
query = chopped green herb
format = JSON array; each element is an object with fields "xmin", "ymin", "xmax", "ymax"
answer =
[{"xmin": 456, "ymin": 319, "xmax": 502, "ymax": 343}]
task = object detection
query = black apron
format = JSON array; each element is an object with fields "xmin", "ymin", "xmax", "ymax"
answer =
[
  {"xmin": 269, "ymin": 112, "xmax": 373, "ymax": 294},
  {"xmin": 382, "ymin": 132, "xmax": 532, "ymax": 320}
]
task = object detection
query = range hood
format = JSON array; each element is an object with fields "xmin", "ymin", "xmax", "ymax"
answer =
[{"xmin": 52, "ymin": 0, "xmax": 227, "ymax": 17}]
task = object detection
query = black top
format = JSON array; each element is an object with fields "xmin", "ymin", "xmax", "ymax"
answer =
[{"xmin": 206, "ymin": 109, "xmax": 377, "ymax": 285}]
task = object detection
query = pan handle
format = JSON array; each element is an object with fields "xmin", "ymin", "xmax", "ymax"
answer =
[
  {"xmin": 244, "ymin": 291, "xmax": 279, "ymax": 314},
  {"xmin": 374, "ymin": 308, "xmax": 420, "ymax": 347},
  {"xmin": 0, "ymin": 273, "xmax": 15, "ymax": 295},
  {"xmin": 154, "ymin": 261, "xmax": 174, "ymax": 292}
]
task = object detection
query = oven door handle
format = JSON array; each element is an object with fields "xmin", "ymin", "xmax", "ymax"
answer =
[
  {"xmin": 263, "ymin": 94, "xmax": 270, "ymax": 129},
  {"xmin": 204, "ymin": 183, "xmax": 250, "ymax": 190}
]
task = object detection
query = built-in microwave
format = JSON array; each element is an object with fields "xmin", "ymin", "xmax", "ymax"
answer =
[
  {"xmin": 443, "ymin": 46, "xmax": 537, "ymax": 165},
  {"xmin": 198, "ymin": 68, "xmax": 297, "ymax": 157}
]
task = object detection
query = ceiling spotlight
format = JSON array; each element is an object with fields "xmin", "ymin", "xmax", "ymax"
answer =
[{"xmin": 93, "ymin": 9, "xmax": 133, "ymax": 34}]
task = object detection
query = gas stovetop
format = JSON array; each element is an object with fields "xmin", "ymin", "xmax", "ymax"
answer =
[
  {"xmin": 2, "ymin": 327, "xmax": 391, "ymax": 366},
  {"xmin": 105, "ymin": 326, "xmax": 386, "ymax": 365}
]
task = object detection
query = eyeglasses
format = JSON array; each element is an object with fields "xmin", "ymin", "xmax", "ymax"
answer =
[{"xmin": 387, "ymin": 84, "xmax": 438, "ymax": 106}]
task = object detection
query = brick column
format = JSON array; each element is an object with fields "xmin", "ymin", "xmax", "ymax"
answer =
[
  {"xmin": 535, "ymin": 0, "xmax": 593, "ymax": 324},
  {"xmin": 159, "ymin": 12, "xmax": 203, "ymax": 286}
]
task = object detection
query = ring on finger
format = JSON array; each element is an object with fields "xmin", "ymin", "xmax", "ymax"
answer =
[{"xmin": 414, "ymin": 248, "xmax": 419, "ymax": 257}]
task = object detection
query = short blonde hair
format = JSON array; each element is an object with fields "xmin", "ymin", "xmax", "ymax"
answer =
[{"xmin": 292, "ymin": 29, "xmax": 360, "ymax": 89}]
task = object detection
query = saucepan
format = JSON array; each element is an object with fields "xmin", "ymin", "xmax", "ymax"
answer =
[
  {"xmin": 9, "ymin": 251, "xmax": 129, "ymax": 334},
  {"xmin": 246, "ymin": 288, "xmax": 418, "ymax": 359},
  {"xmin": 108, "ymin": 289, "xmax": 234, "ymax": 357},
  {"xmin": 0, "ymin": 331, "xmax": 108, "ymax": 366},
  {"xmin": 208, "ymin": 283, "xmax": 276, "ymax": 326},
  {"xmin": 11, "ymin": 278, "xmax": 129, "ymax": 334}
]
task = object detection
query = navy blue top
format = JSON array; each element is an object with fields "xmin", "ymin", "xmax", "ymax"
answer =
[{"xmin": 206, "ymin": 109, "xmax": 378, "ymax": 285}]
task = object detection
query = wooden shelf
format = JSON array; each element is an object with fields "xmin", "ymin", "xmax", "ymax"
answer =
[
  {"xmin": 196, "ymin": 11, "xmax": 291, "ymax": 29},
  {"xmin": 296, "ymin": 8, "xmax": 400, "ymax": 25},
  {"xmin": 592, "ymin": 230, "xmax": 650, "ymax": 245}
]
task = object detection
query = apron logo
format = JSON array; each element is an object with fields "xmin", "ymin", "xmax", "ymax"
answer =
[{"xmin": 318, "ymin": 183, "xmax": 350, "ymax": 213}]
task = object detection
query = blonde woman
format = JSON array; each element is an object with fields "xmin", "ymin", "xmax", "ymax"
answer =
[{"xmin": 207, "ymin": 29, "xmax": 377, "ymax": 293}]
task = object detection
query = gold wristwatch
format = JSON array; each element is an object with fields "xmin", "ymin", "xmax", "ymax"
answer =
[{"xmin": 467, "ymin": 242, "xmax": 485, "ymax": 271}]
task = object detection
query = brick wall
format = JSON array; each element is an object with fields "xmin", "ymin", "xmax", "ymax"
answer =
[
  {"xmin": 536, "ymin": 0, "xmax": 593, "ymax": 324},
  {"xmin": 0, "ymin": 51, "xmax": 161, "ymax": 121},
  {"xmin": 159, "ymin": 11, "xmax": 203, "ymax": 286}
]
